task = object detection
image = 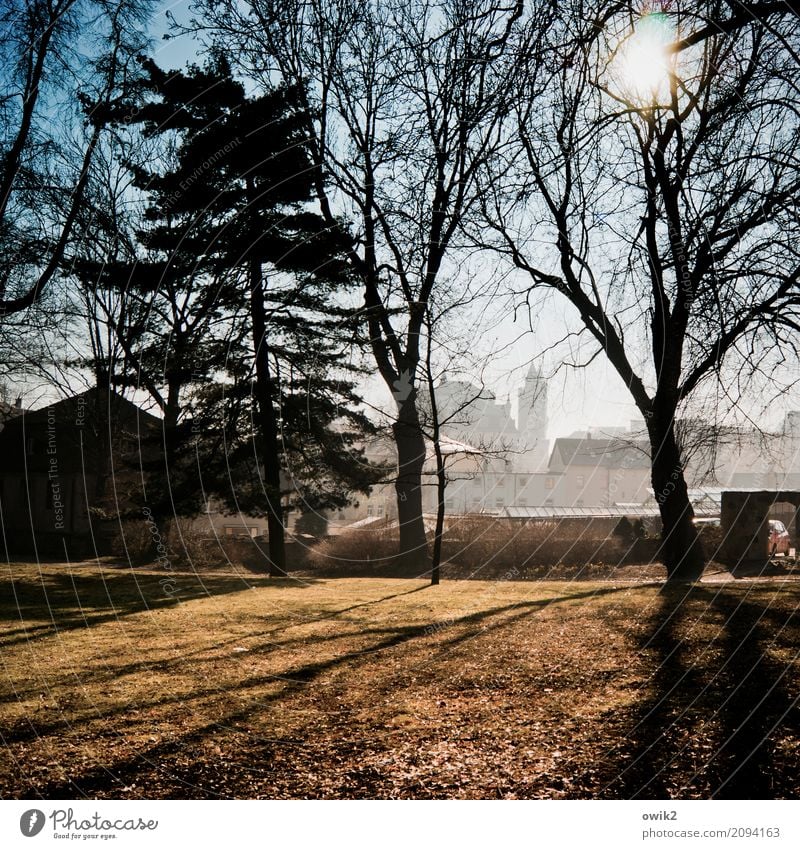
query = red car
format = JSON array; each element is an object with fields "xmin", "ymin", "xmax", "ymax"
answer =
[{"xmin": 769, "ymin": 520, "xmax": 791, "ymax": 556}]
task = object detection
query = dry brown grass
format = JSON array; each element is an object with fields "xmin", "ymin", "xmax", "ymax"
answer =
[{"xmin": 1, "ymin": 560, "xmax": 799, "ymax": 799}]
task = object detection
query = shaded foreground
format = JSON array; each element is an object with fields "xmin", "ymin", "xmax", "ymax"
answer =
[{"xmin": 1, "ymin": 562, "xmax": 799, "ymax": 799}]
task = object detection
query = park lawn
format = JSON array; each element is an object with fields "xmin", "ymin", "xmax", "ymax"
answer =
[{"xmin": 1, "ymin": 560, "xmax": 799, "ymax": 799}]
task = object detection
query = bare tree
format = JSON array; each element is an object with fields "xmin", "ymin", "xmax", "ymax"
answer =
[
  {"xmin": 480, "ymin": 0, "xmax": 800, "ymax": 580},
  {"xmin": 419, "ymin": 281, "xmax": 529, "ymax": 584},
  {"xmin": 188, "ymin": 0, "xmax": 527, "ymax": 570},
  {"xmin": 0, "ymin": 0, "xmax": 153, "ymax": 322}
]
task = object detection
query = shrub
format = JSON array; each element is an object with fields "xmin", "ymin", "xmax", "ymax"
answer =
[
  {"xmin": 111, "ymin": 517, "xmax": 224, "ymax": 569},
  {"xmin": 305, "ymin": 522, "xmax": 406, "ymax": 575},
  {"xmin": 110, "ymin": 519, "xmax": 156, "ymax": 564},
  {"xmin": 695, "ymin": 523, "xmax": 724, "ymax": 562},
  {"xmin": 439, "ymin": 517, "xmax": 659, "ymax": 574},
  {"xmin": 303, "ymin": 516, "xmax": 663, "ymax": 578}
]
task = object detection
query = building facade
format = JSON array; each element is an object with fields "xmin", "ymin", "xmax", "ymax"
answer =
[{"xmin": 0, "ymin": 388, "xmax": 161, "ymax": 556}]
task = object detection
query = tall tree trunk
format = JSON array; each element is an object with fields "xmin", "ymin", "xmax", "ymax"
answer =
[
  {"xmin": 392, "ymin": 396, "xmax": 429, "ymax": 573},
  {"xmin": 648, "ymin": 413, "xmax": 705, "ymax": 582},
  {"xmin": 425, "ymin": 321, "xmax": 445, "ymax": 585},
  {"xmin": 164, "ymin": 372, "xmax": 182, "ymax": 432},
  {"xmin": 430, "ymin": 454, "xmax": 445, "ymax": 586},
  {"xmin": 249, "ymin": 257, "xmax": 286, "ymax": 577}
]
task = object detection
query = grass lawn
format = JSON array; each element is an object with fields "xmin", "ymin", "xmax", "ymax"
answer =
[{"xmin": 1, "ymin": 560, "xmax": 799, "ymax": 799}]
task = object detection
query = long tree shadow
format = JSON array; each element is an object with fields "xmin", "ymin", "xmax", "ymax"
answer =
[
  {"xmin": 1, "ymin": 586, "xmax": 628, "ymax": 749},
  {"xmin": 2, "ymin": 581, "xmax": 633, "ymax": 716},
  {"xmin": 0, "ymin": 583, "xmax": 433, "ymax": 708},
  {"xmin": 597, "ymin": 585, "xmax": 800, "ymax": 798},
  {"xmin": 11, "ymin": 585, "xmax": 638, "ymax": 797},
  {"xmin": 0, "ymin": 569, "xmax": 324, "ymax": 648}
]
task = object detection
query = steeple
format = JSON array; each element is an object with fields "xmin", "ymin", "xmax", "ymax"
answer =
[
  {"xmin": 525, "ymin": 362, "xmax": 541, "ymax": 381},
  {"xmin": 515, "ymin": 363, "xmax": 548, "ymax": 472},
  {"xmin": 517, "ymin": 363, "xmax": 547, "ymax": 437}
]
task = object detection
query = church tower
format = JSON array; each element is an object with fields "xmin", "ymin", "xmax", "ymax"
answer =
[{"xmin": 516, "ymin": 363, "xmax": 548, "ymax": 471}]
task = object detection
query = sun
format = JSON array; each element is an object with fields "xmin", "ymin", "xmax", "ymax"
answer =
[{"xmin": 613, "ymin": 13, "xmax": 675, "ymax": 104}]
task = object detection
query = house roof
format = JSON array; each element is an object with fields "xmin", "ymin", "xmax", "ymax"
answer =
[
  {"xmin": 424, "ymin": 434, "xmax": 484, "ymax": 461},
  {"xmin": 3, "ymin": 387, "xmax": 161, "ymax": 431},
  {"xmin": 502, "ymin": 503, "xmax": 719, "ymax": 519},
  {"xmin": 549, "ymin": 437, "xmax": 651, "ymax": 470}
]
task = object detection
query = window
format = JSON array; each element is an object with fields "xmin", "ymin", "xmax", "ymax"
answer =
[
  {"xmin": 517, "ymin": 498, "xmax": 527, "ymax": 507},
  {"xmin": 122, "ymin": 438, "xmax": 137, "ymax": 455},
  {"xmin": 518, "ymin": 476, "xmax": 529, "ymax": 487},
  {"xmin": 224, "ymin": 526, "xmax": 257, "ymax": 538},
  {"xmin": 545, "ymin": 477, "xmax": 555, "ymax": 490},
  {"xmin": 576, "ymin": 475, "xmax": 585, "ymax": 487},
  {"xmin": 495, "ymin": 497, "xmax": 504, "ymax": 508}
]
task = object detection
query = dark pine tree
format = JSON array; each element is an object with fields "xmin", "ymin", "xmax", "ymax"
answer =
[{"xmin": 76, "ymin": 55, "xmax": 383, "ymax": 573}]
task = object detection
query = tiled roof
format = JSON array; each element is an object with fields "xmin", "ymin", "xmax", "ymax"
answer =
[{"xmin": 550, "ymin": 437, "xmax": 651, "ymax": 469}]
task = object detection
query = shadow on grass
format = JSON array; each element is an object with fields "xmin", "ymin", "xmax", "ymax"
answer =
[
  {"xmin": 10, "ymin": 585, "xmax": 638, "ymax": 798},
  {"xmin": 0, "ymin": 582, "xmax": 431, "ymax": 709},
  {"xmin": 596, "ymin": 585, "xmax": 800, "ymax": 799},
  {"xmin": 0, "ymin": 568, "xmax": 323, "ymax": 648}
]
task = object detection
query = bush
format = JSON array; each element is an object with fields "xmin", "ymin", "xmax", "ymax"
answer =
[
  {"xmin": 303, "ymin": 516, "xmax": 663, "ymax": 578},
  {"xmin": 111, "ymin": 517, "xmax": 223, "ymax": 569},
  {"xmin": 305, "ymin": 522, "xmax": 406, "ymax": 575},
  {"xmin": 695, "ymin": 523, "xmax": 724, "ymax": 561},
  {"xmin": 110, "ymin": 519, "xmax": 156, "ymax": 564},
  {"xmin": 439, "ymin": 517, "xmax": 660, "ymax": 575},
  {"xmin": 163, "ymin": 518, "xmax": 225, "ymax": 569}
]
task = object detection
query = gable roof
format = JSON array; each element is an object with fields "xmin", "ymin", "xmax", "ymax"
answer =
[
  {"xmin": 549, "ymin": 437, "xmax": 651, "ymax": 470},
  {"xmin": 3, "ymin": 387, "xmax": 161, "ymax": 432}
]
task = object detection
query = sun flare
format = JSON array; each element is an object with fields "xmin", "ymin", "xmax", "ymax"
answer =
[{"xmin": 614, "ymin": 13, "xmax": 675, "ymax": 103}]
